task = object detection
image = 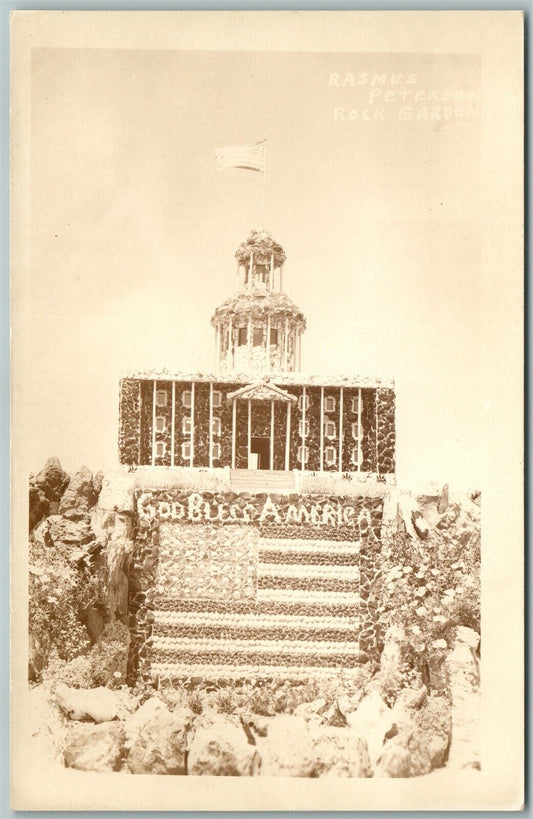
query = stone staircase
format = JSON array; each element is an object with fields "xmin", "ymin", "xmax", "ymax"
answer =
[{"xmin": 230, "ymin": 469, "xmax": 296, "ymax": 495}]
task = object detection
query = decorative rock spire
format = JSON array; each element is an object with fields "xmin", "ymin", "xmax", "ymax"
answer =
[{"xmin": 211, "ymin": 230, "xmax": 306, "ymax": 375}]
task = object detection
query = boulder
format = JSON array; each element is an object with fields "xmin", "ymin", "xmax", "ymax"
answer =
[
  {"xmin": 263, "ymin": 715, "xmax": 310, "ymax": 742},
  {"xmin": 260, "ymin": 720, "xmax": 371, "ymax": 778},
  {"xmin": 437, "ymin": 483, "xmax": 450, "ymax": 514},
  {"xmin": 293, "ymin": 698, "xmax": 327, "ymax": 718},
  {"xmin": 54, "ymin": 683, "xmax": 122, "ymax": 723},
  {"xmin": 48, "ymin": 516, "xmax": 94, "ymax": 547},
  {"xmin": 187, "ymin": 718, "xmax": 260, "ymax": 776},
  {"xmin": 242, "ymin": 714, "xmax": 270, "ymax": 739},
  {"xmin": 27, "ymin": 684, "xmax": 68, "ymax": 765},
  {"xmin": 379, "ymin": 625, "xmax": 408, "ymax": 698},
  {"xmin": 93, "ymin": 470, "xmax": 104, "ymax": 501},
  {"xmin": 375, "ymin": 743, "xmax": 411, "ymax": 777},
  {"xmin": 92, "ymin": 508, "xmax": 134, "ymax": 618},
  {"xmin": 85, "ymin": 607, "xmax": 105, "ymax": 644},
  {"xmin": 98, "ymin": 474, "xmax": 135, "ymax": 514},
  {"xmin": 445, "ymin": 627, "xmax": 480, "ymax": 770},
  {"xmin": 58, "ymin": 466, "xmax": 95, "ymax": 515},
  {"xmin": 124, "ymin": 696, "xmax": 170, "ymax": 746},
  {"xmin": 29, "ymin": 484, "xmax": 50, "ymax": 530},
  {"xmin": 127, "ymin": 709, "xmax": 193, "ymax": 775},
  {"xmin": 345, "ymin": 690, "xmax": 394, "ymax": 768},
  {"xmin": 375, "ymin": 688, "xmax": 451, "ymax": 777},
  {"xmin": 63, "ymin": 721, "xmax": 125, "ymax": 772},
  {"xmin": 34, "ymin": 457, "xmax": 70, "ymax": 503},
  {"xmin": 412, "ymin": 511, "xmax": 430, "ymax": 540},
  {"xmin": 31, "ymin": 518, "xmax": 54, "ymax": 548}
]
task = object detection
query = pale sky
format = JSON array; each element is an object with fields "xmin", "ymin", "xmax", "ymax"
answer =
[{"xmin": 19, "ymin": 45, "xmax": 517, "ymax": 488}]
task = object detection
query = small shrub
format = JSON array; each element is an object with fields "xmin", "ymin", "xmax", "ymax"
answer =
[
  {"xmin": 89, "ymin": 622, "xmax": 129, "ymax": 688},
  {"xmin": 215, "ymin": 688, "xmax": 237, "ymax": 714},
  {"xmin": 158, "ymin": 685, "xmax": 189, "ymax": 712},
  {"xmin": 29, "ymin": 539, "xmax": 93, "ymax": 680},
  {"xmin": 187, "ymin": 688, "xmax": 204, "ymax": 714},
  {"xmin": 378, "ymin": 496, "xmax": 481, "ymax": 698}
]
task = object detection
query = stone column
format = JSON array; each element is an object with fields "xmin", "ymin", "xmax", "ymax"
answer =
[
  {"xmin": 301, "ymin": 386, "xmax": 307, "ymax": 472},
  {"xmin": 270, "ymin": 400, "xmax": 275, "ymax": 470},
  {"xmin": 231, "ymin": 400, "xmax": 237, "ymax": 469},
  {"xmin": 247, "ymin": 399, "xmax": 252, "ymax": 468},
  {"xmin": 266, "ymin": 314, "xmax": 271, "ymax": 370},
  {"xmin": 338, "ymin": 387, "xmax": 344, "ymax": 474},
  {"xmin": 320, "ymin": 386, "xmax": 324, "ymax": 471},
  {"xmin": 208, "ymin": 382, "xmax": 213, "ymax": 469},
  {"xmin": 151, "ymin": 380, "xmax": 157, "ymax": 466},
  {"xmin": 190, "ymin": 381, "xmax": 195, "ymax": 467},
  {"xmin": 171, "ymin": 381, "xmax": 176, "ymax": 467},
  {"xmin": 285, "ymin": 401, "xmax": 291, "ymax": 471}
]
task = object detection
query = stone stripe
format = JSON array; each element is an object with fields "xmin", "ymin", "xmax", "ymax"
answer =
[
  {"xmin": 153, "ymin": 597, "xmax": 359, "ymax": 616},
  {"xmin": 153, "ymin": 610, "xmax": 355, "ymax": 630},
  {"xmin": 151, "ymin": 648, "xmax": 362, "ymax": 667},
  {"xmin": 256, "ymin": 589, "xmax": 360, "ymax": 605},
  {"xmin": 257, "ymin": 575, "xmax": 357, "ymax": 593},
  {"xmin": 259, "ymin": 549, "xmax": 359, "ymax": 566},
  {"xmin": 258, "ymin": 562, "xmax": 360, "ymax": 582},
  {"xmin": 152, "ymin": 636, "xmax": 358, "ymax": 654},
  {"xmin": 153, "ymin": 623, "xmax": 358, "ymax": 643},
  {"xmin": 258, "ymin": 538, "xmax": 360, "ymax": 554}
]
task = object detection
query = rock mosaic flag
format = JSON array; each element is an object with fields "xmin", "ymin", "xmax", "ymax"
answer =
[{"xmin": 215, "ymin": 140, "xmax": 266, "ymax": 173}]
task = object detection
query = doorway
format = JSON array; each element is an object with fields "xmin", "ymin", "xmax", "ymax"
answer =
[{"xmin": 250, "ymin": 436, "xmax": 271, "ymax": 470}]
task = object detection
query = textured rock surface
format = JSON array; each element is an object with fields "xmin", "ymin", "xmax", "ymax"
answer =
[
  {"xmin": 346, "ymin": 690, "xmax": 394, "ymax": 767},
  {"xmin": 92, "ymin": 478, "xmax": 136, "ymax": 622},
  {"xmin": 124, "ymin": 697, "xmax": 170, "ymax": 747},
  {"xmin": 48, "ymin": 516, "xmax": 94, "ymax": 547},
  {"xmin": 375, "ymin": 688, "xmax": 451, "ymax": 777},
  {"xmin": 27, "ymin": 684, "xmax": 69, "ymax": 765},
  {"xmin": 29, "ymin": 484, "xmax": 50, "ymax": 530},
  {"xmin": 34, "ymin": 457, "xmax": 70, "ymax": 503},
  {"xmin": 260, "ymin": 718, "xmax": 371, "ymax": 777},
  {"xmin": 445, "ymin": 627, "xmax": 480, "ymax": 770},
  {"xmin": 376, "ymin": 388, "xmax": 396, "ymax": 476},
  {"xmin": 98, "ymin": 474, "xmax": 135, "ymax": 514},
  {"xmin": 58, "ymin": 466, "xmax": 96, "ymax": 515},
  {"xmin": 118, "ymin": 378, "xmax": 142, "ymax": 466},
  {"xmin": 379, "ymin": 625, "xmax": 407, "ymax": 697},
  {"xmin": 63, "ymin": 721, "xmax": 125, "ymax": 772},
  {"xmin": 126, "ymin": 709, "xmax": 193, "ymax": 774},
  {"xmin": 188, "ymin": 718, "xmax": 260, "ymax": 776},
  {"xmin": 54, "ymin": 684, "xmax": 122, "ymax": 723}
]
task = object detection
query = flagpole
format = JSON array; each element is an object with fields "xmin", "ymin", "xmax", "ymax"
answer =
[{"xmin": 260, "ymin": 141, "xmax": 267, "ymax": 227}]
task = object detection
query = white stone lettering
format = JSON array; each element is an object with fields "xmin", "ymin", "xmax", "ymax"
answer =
[
  {"xmin": 259, "ymin": 496, "xmax": 282, "ymax": 524},
  {"xmin": 187, "ymin": 493, "xmax": 204, "ymax": 521}
]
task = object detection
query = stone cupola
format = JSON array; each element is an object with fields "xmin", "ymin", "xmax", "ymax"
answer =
[{"xmin": 211, "ymin": 229, "xmax": 306, "ymax": 374}]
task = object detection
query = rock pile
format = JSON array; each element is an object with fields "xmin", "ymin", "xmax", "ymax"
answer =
[
  {"xmin": 43, "ymin": 672, "xmax": 472, "ymax": 777},
  {"xmin": 28, "ymin": 460, "xmax": 134, "ymax": 682}
]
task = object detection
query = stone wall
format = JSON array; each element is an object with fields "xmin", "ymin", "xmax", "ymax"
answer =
[
  {"xmin": 139, "ymin": 381, "xmax": 154, "ymax": 466},
  {"xmin": 119, "ymin": 378, "xmax": 396, "ymax": 475},
  {"xmin": 128, "ymin": 489, "xmax": 385, "ymax": 683},
  {"xmin": 360, "ymin": 389, "xmax": 377, "ymax": 473},
  {"xmin": 376, "ymin": 388, "xmax": 396, "ymax": 476},
  {"xmin": 193, "ymin": 382, "xmax": 211, "ymax": 467},
  {"xmin": 118, "ymin": 379, "xmax": 141, "ymax": 466},
  {"xmin": 305, "ymin": 386, "xmax": 322, "ymax": 471},
  {"xmin": 154, "ymin": 380, "xmax": 172, "ymax": 466}
]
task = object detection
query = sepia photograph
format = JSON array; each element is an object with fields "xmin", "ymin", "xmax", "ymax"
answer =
[{"xmin": 10, "ymin": 10, "xmax": 523, "ymax": 811}]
